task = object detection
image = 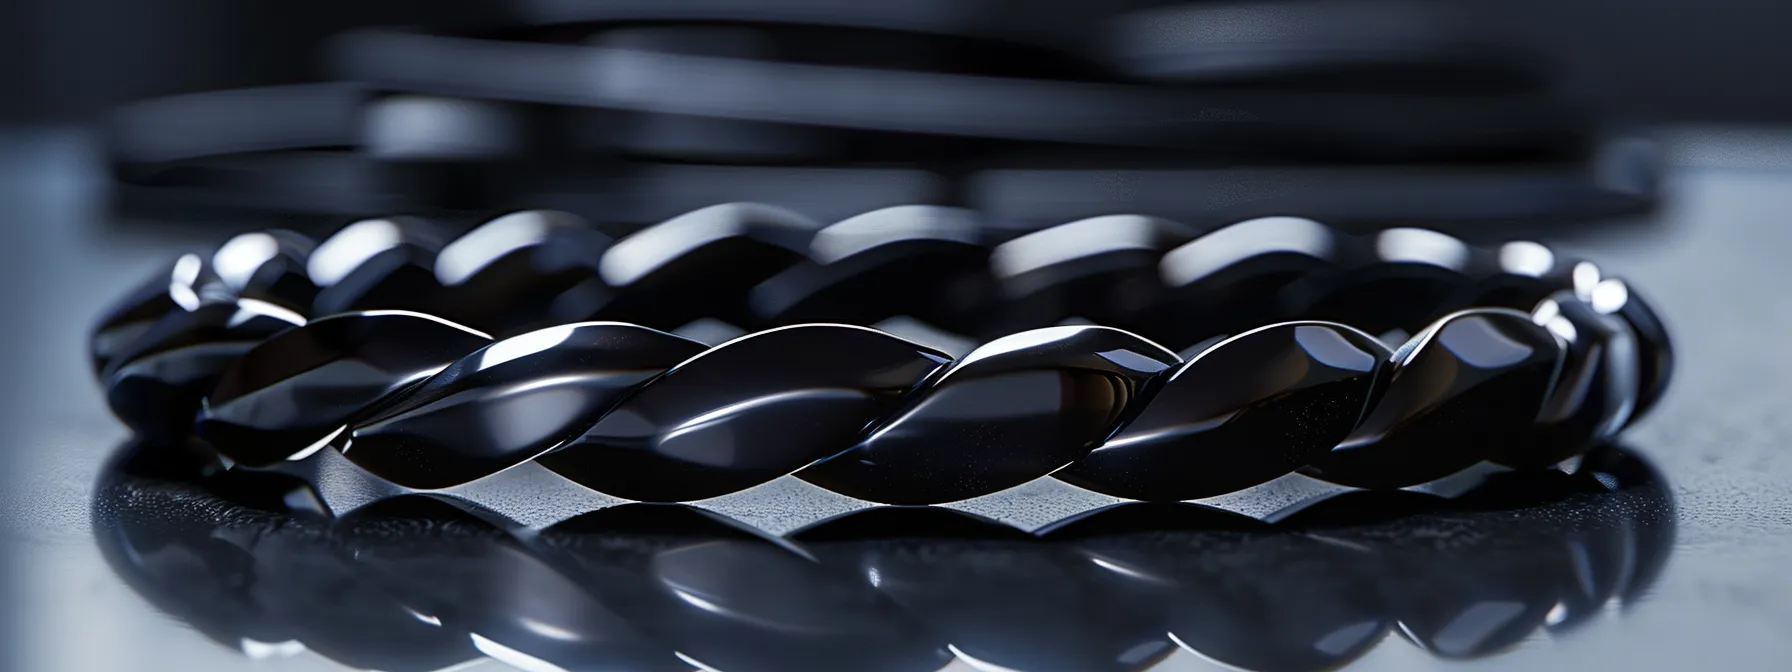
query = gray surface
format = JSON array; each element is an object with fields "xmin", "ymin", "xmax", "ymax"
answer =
[{"xmin": 3, "ymin": 126, "xmax": 1792, "ymax": 671}]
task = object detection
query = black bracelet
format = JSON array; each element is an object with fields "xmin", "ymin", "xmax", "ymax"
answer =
[
  {"xmin": 96, "ymin": 439, "xmax": 1672, "ymax": 672},
  {"xmin": 92, "ymin": 205, "xmax": 1672, "ymax": 504}
]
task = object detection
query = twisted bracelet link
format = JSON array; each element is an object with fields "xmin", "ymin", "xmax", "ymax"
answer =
[{"xmin": 92, "ymin": 205, "xmax": 1672, "ymax": 504}]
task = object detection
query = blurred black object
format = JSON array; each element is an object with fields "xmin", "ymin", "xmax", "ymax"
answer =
[
  {"xmin": 94, "ymin": 438, "xmax": 1674, "ymax": 672},
  {"xmin": 11, "ymin": 0, "xmax": 1792, "ymax": 125},
  {"xmin": 82, "ymin": 0, "xmax": 1665, "ymax": 234}
]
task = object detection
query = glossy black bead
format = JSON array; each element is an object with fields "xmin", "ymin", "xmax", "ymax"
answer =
[
  {"xmin": 210, "ymin": 229, "xmax": 320, "ymax": 314},
  {"xmin": 799, "ymin": 325, "xmax": 1179, "ymax": 504},
  {"xmin": 792, "ymin": 507, "xmax": 1165, "ymax": 672},
  {"xmin": 345, "ymin": 323, "xmax": 707, "ymax": 489},
  {"xmin": 1149, "ymin": 216, "xmax": 1343, "ymax": 346},
  {"xmin": 335, "ymin": 497, "xmax": 686, "ymax": 672},
  {"xmin": 538, "ymin": 324, "xmax": 950, "ymax": 502},
  {"xmin": 1279, "ymin": 228, "xmax": 1480, "ymax": 336},
  {"xmin": 577, "ymin": 203, "xmax": 819, "ymax": 330},
  {"xmin": 1303, "ymin": 309, "xmax": 1562, "ymax": 488},
  {"xmin": 1606, "ymin": 278, "xmax": 1673, "ymax": 425},
  {"xmin": 981, "ymin": 215, "xmax": 1195, "ymax": 339},
  {"xmin": 751, "ymin": 205, "xmax": 992, "ymax": 330},
  {"xmin": 432, "ymin": 210, "xmax": 612, "ymax": 336},
  {"xmin": 1058, "ymin": 321, "xmax": 1391, "ymax": 501},
  {"xmin": 545, "ymin": 505, "xmax": 946, "ymax": 672},
  {"xmin": 1493, "ymin": 292, "xmax": 1640, "ymax": 469},
  {"xmin": 198, "ymin": 312, "xmax": 492, "ymax": 466},
  {"xmin": 308, "ymin": 216, "xmax": 446, "ymax": 316},
  {"xmin": 102, "ymin": 301, "xmax": 304, "ymax": 438},
  {"xmin": 90, "ymin": 253, "xmax": 218, "ymax": 377},
  {"xmin": 1431, "ymin": 241, "xmax": 1575, "ymax": 317}
]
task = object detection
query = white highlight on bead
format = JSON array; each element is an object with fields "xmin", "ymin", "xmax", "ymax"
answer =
[
  {"xmin": 470, "ymin": 633, "xmax": 570, "ymax": 672},
  {"xmin": 1591, "ymin": 278, "xmax": 1630, "ymax": 315},
  {"xmin": 239, "ymin": 639, "xmax": 306, "ymax": 659},
  {"xmin": 1499, "ymin": 241, "xmax": 1555, "ymax": 277},
  {"xmin": 809, "ymin": 205, "xmax": 978, "ymax": 264},
  {"xmin": 213, "ymin": 232, "xmax": 280, "ymax": 291},
  {"xmin": 437, "ymin": 210, "xmax": 583, "ymax": 286},
  {"xmin": 308, "ymin": 218, "xmax": 404, "ymax": 286},
  {"xmin": 1376, "ymin": 227, "xmax": 1470, "ymax": 270},
  {"xmin": 1159, "ymin": 216, "xmax": 1332, "ymax": 287},
  {"xmin": 170, "ymin": 253, "xmax": 205, "ymax": 311},
  {"xmin": 992, "ymin": 215, "xmax": 1179, "ymax": 280},
  {"xmin": 478, "ymin": 324, "xmax": 578, "ymax": 370}
]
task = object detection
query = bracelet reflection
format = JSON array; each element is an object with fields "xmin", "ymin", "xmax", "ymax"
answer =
[{"xmin": 93, "ymin": 440, "xmax": 1673, "ymax": 672}]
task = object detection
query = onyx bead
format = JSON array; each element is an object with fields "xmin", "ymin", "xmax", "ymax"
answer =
[
  {"xmin": 750, "ymin": 205, "xmax": 991, "ymax": 330},
  {"xmin": 980, "ymin": 215, "xmax": 1193, "ymax": 340},
  {"xmin": 798, "ymin": 325, "xmax": 1179, "ymax": 504},
  {"xmin": 432, "ymin": 210, "xmax": 611, "ymax": 336},
  {"xmin": 578, "ymin": 203, "xmax": 821, "ymax": 330},
  {"xmin": 1493, "ymin": 291, "xmax": 1640, "ymax": 469},
  {"xmin": 1058, "ymin": 321, "xmax": 1391, "ymax": 501},
  {"xmin": 1606, "ymin": 278, "xmax": 1673, "ymax": 425},
  {"xmin": 90, "ymin": 253, "xmax": 219, "ymax": 377},
  {"xmin": 1303, "ymin": 309, "xmax": 1562, "ymax": 488},
  {"xmin": 210, "ymin": 229, "xmax": 320, "ymax": 314},
  {"xmin": 1149, "ymin": 216, "xmax": 1343, "ymax": 345},
  {"xmin": 345, "ymin": 323, "xmax": 708, "ymax": 489},
  {"xmin": 102, "ymin": 300, "xmax": 303, "ymax": 438},
  {"xmin": 307, "ymin": 216, "xmax": 446, "ymax": 316},
  {"xmin": 537, "ymin": 325, "xmax": 950, "ymax": 502},
  {"xmin": 198, "ymin": 312, "xmax": 491, "ymax": 466},
  {"xmin": 1279, "ymin": 228, "xmax": 1480, "ymax": 336}
]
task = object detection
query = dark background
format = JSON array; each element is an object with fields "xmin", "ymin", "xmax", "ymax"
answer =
[{"xmin": 5, "ymin": 0, "xmax": 1792, "ymax": 124}]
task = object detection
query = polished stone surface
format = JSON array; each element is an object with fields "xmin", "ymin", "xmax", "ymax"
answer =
[
  {"xmin": 1058, "ymin": 322, "xmax": 1392, "ymax": 501},
  {"xmin": 798, "ymin": 325, "xmax": 1180, "ymax": 504},
  {"xmin": 88, "ymin": 253, "xmax": 218, "ymax": 376},
  {"xmin": 576, "ymin": 203, "xmax": 821, "ymax": 330},
  {"xmin": 540, "ymin": 324, "xmax": 951, "ymax": 502},
  {"xmin": 1494, "ymin": 291, "xmax": 1640, "ymax": 468},
  {"xmin": 1302, "ymin": 309, "xmax": 1562, "ymax": 488},
  {"xmin": 307, "ymin": 216, "xmax": 447, "ymax": 317},
  {"xmin": 1150, "ymin": 216, "xmax": 1344, "ymax": 347},
  {"xmin": 99, "ymin": 300, "xmax": 303, "ymax": 438},
  {"xmin": 431, "ymin": 209, "xmax": 612, "ymax": 336},
  {"xmin": 984, "ymin": 215, "xmax": 1196, "ymax": 339},
  {"xmin": 210, "ymin": 229, "xmax": 320, "ymax": 314},
  {"xmin": 1608, "ymin": 278, "xmax": 1675, "ymax": 425},
  {"xmin": 750, "ymin": 205, "xmax": 992, "ymax": 330},
  {"xmin": 1430, "ymin": 240, "xmax": 1576, "ymax": 317},
  {"xmin": 196, "ymin": 311, "xmax": 492, "ymax": 466},
  {"xmin": 1278, "ymin": 228, "xmax": 1481, "ymax": 336},
  {"xmin": 345, "ymin": 322, "xmax": 708, "ymax": 489}
]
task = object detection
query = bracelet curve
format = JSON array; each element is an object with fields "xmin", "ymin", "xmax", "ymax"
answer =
[{"xmin": 92, "ymin": 205, "xmax": 1672, "ymax": 504}]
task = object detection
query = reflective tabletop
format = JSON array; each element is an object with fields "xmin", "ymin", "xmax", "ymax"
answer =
[{"xmin": 5, "ymin": 126, "xmax": 1792, "ymax": 671}]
